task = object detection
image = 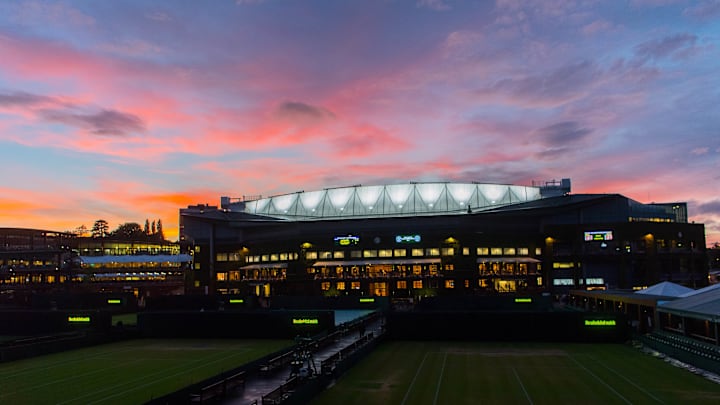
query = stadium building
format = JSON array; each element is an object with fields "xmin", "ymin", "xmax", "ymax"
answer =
[
  {"xmin": 0, "ymin": 228, "xmax": 190, "ymax": 305},
  {"xmin": 179, "ymin": 179, "xmax": 708, "ymax": 298}
]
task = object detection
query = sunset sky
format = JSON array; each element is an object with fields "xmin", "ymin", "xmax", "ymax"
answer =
[{"xmin": 0, "ymin": 0, "xmax": 718, "ymax": 245}]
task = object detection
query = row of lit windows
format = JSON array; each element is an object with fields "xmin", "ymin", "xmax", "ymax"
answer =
[
  {"xmin": 80, "ymin": 244, "xmax": 180, "ymax": 256},
  {"xmin": 244, "ymin": 253, "xmax": 299, "ymax": 263},
  {"xmin": 237, "ymin": 246, "xmax": 541, "ymax": 263},
  {"xmin": 0, "ymin": 259, "xmax": 56, "ymax": 266},
  {"xmin": 81, "ymin": 262, "xmax": 184, "ymax": 269},
  {"xmin": 320, "ymin": 277, "xmax": 544, "ymax": 292}
]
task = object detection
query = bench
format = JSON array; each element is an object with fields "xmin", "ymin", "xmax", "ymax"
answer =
[
  {"xmin": 190, "ymin": 380, "xmax": 225, "ymax": 403},
  {"xmin": 261, "ymin": 377, "xmax": 298, "ymax": 405},
  {"xmin": 260, "ymin": 351, "xmax": 294, "ymax": 374},
  {"xmin": 189, "ymin": 370, "xmax": 246, "ymax": 403}
]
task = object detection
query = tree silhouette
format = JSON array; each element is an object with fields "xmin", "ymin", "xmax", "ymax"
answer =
[
  {"xmin": 156, "ymin": 219, "xmax": 165, "ymax": 241},
  {"xmin": 144, "ymin": 219, "xmax": 150, "ymax": 235},
  {"xmin": 91, "ymin": 220, "xmax": 109, "ymax": 238},
  {"xmin": 112, "ymin": 222, "xmax": 145, "ymax": 240}
]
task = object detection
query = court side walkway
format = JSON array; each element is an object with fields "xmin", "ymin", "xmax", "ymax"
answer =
[{"xmin": 223, "ymin": 318, "xmax": 384, "ymax": 405}]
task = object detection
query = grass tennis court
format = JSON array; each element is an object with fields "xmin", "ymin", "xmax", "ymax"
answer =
[
  {"xmin": 0, "ymin": 338, "xmax": 291, "ymax": 404},
  {"xmin": 312, "ymin": 341, "xmax": 720, "ymax": 405}
]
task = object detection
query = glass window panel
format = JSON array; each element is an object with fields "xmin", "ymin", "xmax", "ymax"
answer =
[
  {"xmin": 394, "ymin": 249, "xmax": 406, "ymax": 257},
  {"xmin": 411, "ymin": 249, "xmax": 424, "ymax": 257}
]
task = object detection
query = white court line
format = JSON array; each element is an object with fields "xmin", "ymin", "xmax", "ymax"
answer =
[
  {"xmin": 401, "ymin": 351, "xmax": 429, "ymax": 405},
  {"xmin": 0, "ymin": 345, "xmax": 138, "ymax": 380},
  {"xmin": 433, "ymin": 353, "xmax": 448, "ymax": 405},
  {"xmin": 568, "ymin": 355, "xmax": 632, "ymax": 405},
  {"xmin": 588, "ymin": 355, "xmax": 665, "ymax": 404},
  {"xmin": 56, "ymin": 348, "xmax": 251, "ymax": 405},
  {"xmin": 512, "ymin": 367, "xmax": 534, "ymax": 405},
  {"xmin": 0, "ymin": 358, "xmax": 145, "ymax": 400}
]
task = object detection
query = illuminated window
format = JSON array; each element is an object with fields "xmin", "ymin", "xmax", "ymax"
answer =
[
  {"xmin": 412, "ymin": 265, "xmax": 422, "ymax": 275},
  {"xmin": 553, "ymin": 262, "xmax": 575, "ymax": 269},
  {"xmin": 337, "ymin": 281, "xmax": 346, "ymax": 290},
  {"xmin": 490, "ymin": 247, "xmax": 502, "ymax": 255},
  {"xmin": 464, "ymin": 279, "xmax": 470, "ymax": 288},
  {"xmin": 441, "ymin": 247, "xmax": 454, "ymax": 256},
  {"xmin": 394, "ymin": 249, "xmax": 406, "ymax": 257},
  {"xmin": 379, "ymin": 249, "xmax": 393, "ymax": 257},
  {"xmin": 363, "ymin": 250, "xmax": 378, "ymax": 258},
  {"xmin": 194, "ymin": 263, "xmax": 201, "ymax": 270},
  {"xmin": 413, "ymin": 280, "xmax": 423, "ymax": 289},
  {"xmin": 517, "ymin": 247, "xmax": 529, "ymax": 256},
  {"xmin": 270, "ymin": 253, "xmax": 279, "ymax": 261},
  {"xmin": 445, "ymin": 279, "xmax": 454, "ymax": 288},
  {"xmin": 444, "ymin": 264, "xmax": 454, "ymax": 271},
  {"xmin": 279, "ymin": 253, "xmax": 288, "ymax": 260},
  {"xmin": 553, "ymin": 278, "xmax": 574, "ymax": 285},
  {"xmin": 429, "ymin": 264, "xmax": 438, "ymax": 275},
  {"xmin": 321, "ymin": 282, "xmax": 330, "ymax": 290},
  {"xmin": 333, "ymin": 251, "xmax": 344, "ymax": 259},
  {"xmin": 479, "ymin": 279, "xmax": 489, "ymax": 288},
  {"xmin": 229, "ymin": 271, "xmax": 241, "ymax": 281},
  {"xmin": 537, "ymin": 277, "xmax": 543, "ymax": 286},
  {"xmin": 216, "ymin": 272, "xmax": 227, "ymax": 281},
  {"xmin": 411, "ymin": 249, "xmax": 424, "ymax": 257},
  {"xmin": 462, "ymin": 247, "xmax": 470, "ymax": 255},
  {"xmin": 426, "ymin": 248, "xmax": 440, "ymax": 256},
  {"xmin": 477, "ymin": 247, "xmax": 489, "ymax": 255},
  {"xmin": 194, "ymin": 246, "xmax": 201, "ymax": 253},
  {"xmin": 535, "ymin": 248, "xmax": 542, "ymax": 255},
  {"xmin": 320, "ymin": 251, "xmax": 332, "ymax": 259},
  {"xmin": 216, "ymin": 253, "xmax": 228, "ymax": 262},
  {"xmin": 503, "ymin": 247, "xmax": 516, "ymax": 255},
  {"xmin": 306, "ymin": 251, "xmax": 318, "ymax": 260},
  {"xmin": 397, "ymin": 280, "xmax": 407, "ymax": 289},
  {"xmin": 351, "ymin": 250, "xmax": 362, "ymax": 258},
  {"xmin": 261, "ymin": 255, "xmax": 269, "ymax": 262},
  {"xmin": 351, "ymin": 281, "xmax": 360, "ymax": 289}
]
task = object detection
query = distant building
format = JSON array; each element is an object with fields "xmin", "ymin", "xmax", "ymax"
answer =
[
  {"xmin": 179, "ymin": 179, "xmax": 708, "ymax": 298},
  {"xmin": 0, "ymin": 228, "xmax": 190, "ymax": 304}
]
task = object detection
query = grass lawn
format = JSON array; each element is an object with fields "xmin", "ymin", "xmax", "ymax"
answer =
[
  {"xmin": 0, "ymin": 338, "xmax": 291, "ymax": 404},
  {"xmin": 312, "ymin": 341, "xmax": 720, "ymax": 405}
]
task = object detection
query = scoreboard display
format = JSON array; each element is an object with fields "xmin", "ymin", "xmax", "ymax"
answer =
[{"xmin": 584, "ymin": 230, "xmax": 613, "ymax": 241}]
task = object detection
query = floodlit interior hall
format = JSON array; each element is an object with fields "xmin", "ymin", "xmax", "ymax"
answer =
[{"xmin": 179, "ymin": 179, "xmax": 708, "ymax": 298}]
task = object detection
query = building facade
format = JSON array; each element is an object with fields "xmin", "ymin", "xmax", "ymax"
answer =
[
  {"xmin": 179, "ymin": 180, "xmax": 708, "ymax": 298},
  {"xmin": 0, "ymin": 228, "xmax": 189, "ymax": 304}
]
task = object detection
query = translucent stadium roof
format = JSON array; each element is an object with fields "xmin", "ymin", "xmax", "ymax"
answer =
[{"xmin": 232, "ymin": 183, "xmax": 542, "ymax": 220}]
